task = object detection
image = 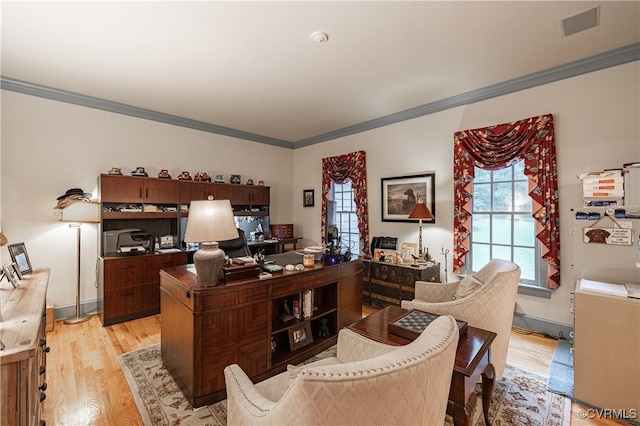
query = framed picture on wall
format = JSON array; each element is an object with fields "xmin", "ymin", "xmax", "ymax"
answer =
[
  {"xmin": 8, "ymin": 242, "xmax": 32, "ymax": 275},
  {"xmin": 381, "ymin": 173, "xmax": 435, "ymax": 223},
  {"xmin": 303, "ymin": 189, "xmax": 315, "ymax": 207}
]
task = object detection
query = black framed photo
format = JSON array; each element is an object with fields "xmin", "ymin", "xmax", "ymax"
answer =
[
  {"xmin": 288, "ymin": 322, "xmax": 313, "ymax": 351},
  {"xmin": 381, "ymin": 173, "xmax": 436, "ymax": 223},
  {"xmin": 303, "ymin": 189, "xmax": 314, "ymax": 207},
  {"xmin": 8, "ymin": 242, "xmax": 32, "ymax": 275}
]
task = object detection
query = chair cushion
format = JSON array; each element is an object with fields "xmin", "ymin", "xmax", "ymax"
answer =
[{"xmin": 454, "ymin": 275, "xmax": 482, "ymax": 299}]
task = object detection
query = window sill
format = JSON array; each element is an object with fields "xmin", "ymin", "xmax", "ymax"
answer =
[{"xmin": 517, "ymin": 283, "xmax": 552, "ymax": 299}]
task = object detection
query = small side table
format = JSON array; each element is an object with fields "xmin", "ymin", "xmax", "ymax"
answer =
[{"xmin": 347, "ymin": 305, "xmax": 496, "ymax": 426}]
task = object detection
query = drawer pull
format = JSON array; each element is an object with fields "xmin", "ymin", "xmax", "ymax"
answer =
[
  {"xmin": 43, "ymin": 346, "xmax": 51, "ymax": 353},
  {"xmin": 39, "ymin": 366, "xmax": 46, "ymax": 375},
  {"xmin": 122, "ymin": 292, "xmax": 135, "ymax": 297},
  {"xmin": 39, "ymin": 383, "xmax": 48, "ymax": 391},
  {"xmin": 120, "ymin": 265, "xmax": 135, "ymax": 270},
  {"xmin": 40, "ymin": 392, "xmax": 46, "ymax": 402}
]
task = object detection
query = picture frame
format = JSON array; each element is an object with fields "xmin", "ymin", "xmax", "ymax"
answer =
[
  {"xmin": 303, "ymin": 189, "xmax": 315, "ymax": 207},
  {"xmin": 11, "ymin": 262, "xmax": 23, "ymax": 280},
  {"xmin": 8, "ymin": 242, "xmax": 32, "ymax": 275},
  {"xmin": 288, "ymin": 322, "xmax": 314, "ymax": 351},
  {"xmin": 381, "ymin": 173, "xmax": 436, "ymax": 223},
  {"xmin": 2, "ymin": 263, "xmax": 19, "ymax": 288}
]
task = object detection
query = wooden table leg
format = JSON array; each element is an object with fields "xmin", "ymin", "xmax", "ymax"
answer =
[
  {"xmin": 481, "ymin": 363, "xmax": 496, "ymax": 426},
  {"xmin": 450, "ymin": 391, "xmax": 476, "ymax": 426}
]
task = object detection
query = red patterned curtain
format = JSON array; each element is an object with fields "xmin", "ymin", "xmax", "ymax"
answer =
[
  {"xmin": 453, "ymin": 114, "xmax": 560, "ymax": 289},
  {"xmin": 321, "ymin": 151, "xmax": 370, "ymax": 255}
]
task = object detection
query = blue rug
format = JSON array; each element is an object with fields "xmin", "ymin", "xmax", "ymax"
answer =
[{"xmin": 547, "ymin": 339, "xmax": 574, "ymax": 399}]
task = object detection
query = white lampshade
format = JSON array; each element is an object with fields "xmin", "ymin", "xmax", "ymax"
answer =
[
  {"xmin": 184, "ymin": 200, "xmax": 238, "ymax": 243},
  {"xmin": 184, "ymin": 200, "xmax": 239, "ymax": 286},
  {"xmin": 58, "ymin": 200, "xmax": 100, "ymax": 223}
]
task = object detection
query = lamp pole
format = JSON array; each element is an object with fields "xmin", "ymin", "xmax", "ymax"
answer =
[{"xmin": 64, "ymin": 223, "xmax": 90, "ymax": 324}]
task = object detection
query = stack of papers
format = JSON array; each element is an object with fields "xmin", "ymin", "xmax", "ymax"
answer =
[{"xmin": 579, "ymin": 278, "xmax": 629, "ymax": 297}]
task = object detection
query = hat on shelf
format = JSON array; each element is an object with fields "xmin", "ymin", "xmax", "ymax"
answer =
[
  {"xmin": 108, "ymin": 167, "xmax": 122, "ymax": 175},
  {"xmin": 55, "ymin": 188, "xmax": 93, "ymax": 209}
]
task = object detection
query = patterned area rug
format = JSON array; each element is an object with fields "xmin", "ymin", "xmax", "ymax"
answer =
[{"xmin": 118, "ymin": 344, "xmax": 570, "ymax": 426}]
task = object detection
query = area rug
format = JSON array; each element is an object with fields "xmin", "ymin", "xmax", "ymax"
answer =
[
  {"xmin": 546, "ymin": 339, "xmax": 574, "ymax": 399},
  {"xmin": 119, "ymin": 344, "xmax": 571, "ymax": 426}
]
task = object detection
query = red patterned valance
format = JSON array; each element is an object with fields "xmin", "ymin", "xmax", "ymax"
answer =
[
  {"xmin": 321, "ymin": 151, "xmax": 369, "ymax": 255},
  {"xmin": 453, "ymin": 114, "xmax": 560, "ymax": 289}
]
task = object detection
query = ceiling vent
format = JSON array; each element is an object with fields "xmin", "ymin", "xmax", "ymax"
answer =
[{"xmin": 561, "ymin": 6, "xmax": 600, "ymax": 37}]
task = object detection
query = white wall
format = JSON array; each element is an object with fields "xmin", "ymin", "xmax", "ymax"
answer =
[
  {"xmin": 293, "ymin": 61, "xmax": 640, "ymax": 327},
  {"xmin": 1, "ymin": 92, "xmax": 293, "ymax": 312},
  {"xmin": 2, "ymin": 62, "xmax": 638, "ymax": 327}
]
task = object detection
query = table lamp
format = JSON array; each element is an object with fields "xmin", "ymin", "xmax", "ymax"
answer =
[
  {"xmin": 408, "ymin": 199, "xmax": 434, "ymax": 260},
  {"xmin": 57, "ymin": 199, "xmax": 100, "ymax": 324},
  {"xmin": 184, "ymin": 200, "xmax": 238, "ymax": 286}
]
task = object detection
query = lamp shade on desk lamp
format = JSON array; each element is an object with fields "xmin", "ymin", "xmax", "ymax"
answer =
[
  {"xmin": 408, "ymin": 199, "xmax": 433, "ymax": 258},
  {"xmin": 184, "ymin": 200, "xmax": 238, "ymax": 286}
]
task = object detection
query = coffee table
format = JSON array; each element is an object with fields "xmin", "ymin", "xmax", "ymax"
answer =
[{"xmin": 348, "ymin": 306, "xmax": 496, "ymax": 426}]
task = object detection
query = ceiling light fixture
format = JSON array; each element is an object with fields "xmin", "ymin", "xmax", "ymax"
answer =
[{"xmin": 310, "ymin": 31, "xmax": 329, "ymax": 43}]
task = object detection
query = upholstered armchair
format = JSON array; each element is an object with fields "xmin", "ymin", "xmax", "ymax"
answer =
[
  {"xmin": 401, "ymin": 258, "xmax": 521, "ymax": 378},
  {"xmin": 224, "ymin": 315, "xmax": 459, "ymax": 426}
]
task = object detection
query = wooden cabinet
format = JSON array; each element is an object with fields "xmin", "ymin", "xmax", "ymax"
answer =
[
  {"xmin": 1, "ymin": 268, "xmax": 50, "ymax": 426},
  {"xmin": 229, "ymin": 184, "xmax": 270, "ymax": 206},
  {"xmin": 573, "ymin": 282, "xmax": 640, "ymax": 414},
  {"xmin": 160, "ymin": 256, "xmax": 362, "ymax": 408},
  {"xmin": 362, "ymin": 259, "xmax": 440, "ymax": 308},
  {"xmin": 100, "ymin": 174, "xmax": 179, "ymax": 204},
  {"xmin": 98, "ymin": 174, "xmax": 271, "ymax": 326},
  {"xmin": 99, "ymin": 252, "xmax": 186, "ymax": 326}
]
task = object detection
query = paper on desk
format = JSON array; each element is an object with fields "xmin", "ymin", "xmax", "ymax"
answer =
[{"xmin": 579, "ymin": 278, "xmax": 629, "ymax": 297}]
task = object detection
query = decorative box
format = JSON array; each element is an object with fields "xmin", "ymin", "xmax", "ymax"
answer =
[
  {"xmin": 270, "ymin": 224, "xmax": 294, "ymax": 239},
  {"xmin": 220, "ymin": 262, "xmax": 260, "ymax": 283}
]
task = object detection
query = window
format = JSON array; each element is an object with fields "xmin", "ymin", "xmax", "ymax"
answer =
[
  {"xmin": 467, "ymin": 160, "xmax": 549, "ymax": 295},
  {"xmin": 328, "ymin": 180, "xmax": 360, "ymax": 255}
]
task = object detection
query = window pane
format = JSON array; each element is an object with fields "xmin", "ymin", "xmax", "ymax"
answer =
[
  {"xmin": 472, "ymin": 214, "xmax": 490, "ymax": 243},
  {"xmin": 493, "ymin": 245, "xmax": 512, "ymax": 261},
  {"xmin": 514, "ymin": 215, "xmax": 535, "ymax": 246},
  {"xmin": 473, "ymin": 183, "xmax": 491, "ymax": 212},
  {"xmin": 514, "ymin": 181, "xmax": 530, "ymax": 212},
  {"xmin": 492, "ymin": 183, "xmax": 513, "ymax": 212},
  {"xmin": 492, "ymin": 215, "xmax": 512, "ymax": 245},
  {"xmin": 471, "ymin": 243, "xmax": 490, "ymax": 271},
  {"xmin": 514, "ymin": 247, "xmax": 536, "ymax": 281},
  {"xmin": 513, "ymin": 160, "xmax": 525, "ymax": 177},
  {"xmin": 475, "ymin": 168, "xmax": 491, "ymax": 183},
  {"xmin": 493, "ymin": 167, "xmax": 512, "ymax": 182}
]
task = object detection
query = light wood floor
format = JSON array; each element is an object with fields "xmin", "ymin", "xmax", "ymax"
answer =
[{"xmin": 42, "ymin": 310, "xmax": 626, "ymax": 426}]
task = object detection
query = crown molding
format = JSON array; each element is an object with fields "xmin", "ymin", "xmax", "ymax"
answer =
[{"xmin": 2, "ymin": 42, "xmax": 638, "ymax": 150}]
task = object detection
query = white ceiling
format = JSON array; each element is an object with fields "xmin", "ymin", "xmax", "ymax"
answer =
[{"xmin": 2, "ymin": 1, "xmax": 639, "ymax": 145}]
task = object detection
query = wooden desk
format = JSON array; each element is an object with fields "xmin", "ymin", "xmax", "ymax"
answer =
[
  {"xmin": 160, "ymin": 255, "xmax": 362, "ymax": 408},
  {"xmin": 347, "ymin": 306, "xmax": 496, "ymax": 426},
  {"xmin": 247, "ymin": 238, "xmax": 299, "ymax": 255}
]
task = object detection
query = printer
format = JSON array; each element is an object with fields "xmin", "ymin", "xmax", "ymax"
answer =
[{"xmin": 103, "ymin": 229, "xmax": 153, "ymax": 255}]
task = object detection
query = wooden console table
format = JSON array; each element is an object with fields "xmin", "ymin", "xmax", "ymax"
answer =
[
  {"xmin": 348, "ymin": 305, "xmax": 496, "ymax": 426},
  {"xmin": 160, "ymin": 254, "xmax": 362, "ymax": 407},
  {"xmin": 1, "ymin": 268, "xmax": 50, "ymax": 426}
]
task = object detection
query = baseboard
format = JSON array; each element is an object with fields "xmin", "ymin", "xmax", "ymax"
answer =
[
  {"xmin": 512, "ymin": 311, "xmax": 573, "ymax": 340},
  {"xmin": 54, "ymin": 300, "xmax": 98, "ymax": 322}
]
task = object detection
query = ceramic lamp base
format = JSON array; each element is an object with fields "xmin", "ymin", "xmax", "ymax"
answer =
[{"xmin": 193, "ymin": 242, "xmax": 226, "ymax": 286}]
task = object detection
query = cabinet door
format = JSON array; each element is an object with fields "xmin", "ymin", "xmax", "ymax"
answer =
[
  {"xmin": 103, "ymin": 257, "xmax": 149, "ymax": 289},
  {"xmin": 149, "ymin": 253, "xmax": 187, "ymax": 284},
  {"xmin": 228, "ymin": 185, "xmax": 270, "ymax": 205},
  {"xmin": 249, "ymin": 186, "xmax": 270, "ymax": 205},
  {"xmin": 144, "ymin": 178, "xmax": 179, "ymax": 204},
  {"xmin": 101, "ymin": 175, "xmax": 145, "ymax": 203}
]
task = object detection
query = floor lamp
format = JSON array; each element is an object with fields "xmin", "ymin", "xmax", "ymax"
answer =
[{"xmin": 57, "ymin": 200, "xmax": 100, "ymax": 324}]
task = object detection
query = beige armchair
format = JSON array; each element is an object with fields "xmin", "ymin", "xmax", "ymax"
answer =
[
  {"xmin": 401, "ymin": 258, "xmax": 521, "ymax": 378},
  {"xmin": 224, "ymin": 315, "xmax": 459, "ymax": 426}
]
